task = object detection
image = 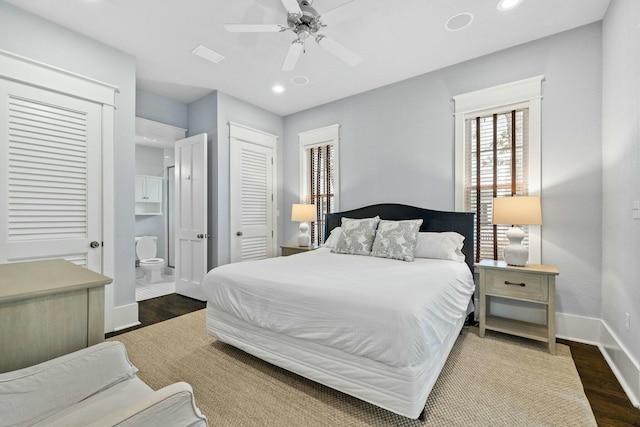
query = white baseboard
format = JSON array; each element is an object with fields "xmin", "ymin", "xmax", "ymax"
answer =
[
  {"xmin": 111, "ymin": 302, "xmax": 140, "ymax": 332},
  {"xmin": 599, "ymin": 321, "xmax": 640, "ymax": 409},
  {"xmin": 555, "ymin": 312, "xmax": 602, "ymax": 345}
]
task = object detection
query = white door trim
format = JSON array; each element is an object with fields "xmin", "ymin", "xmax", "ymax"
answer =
[
  {"xmin": 229, "ymin": 122, "xmax": 278, "ymax": 263},
  {"xmin": 0, "ymin": 49, "xmax": 118, "ymax": 332}
]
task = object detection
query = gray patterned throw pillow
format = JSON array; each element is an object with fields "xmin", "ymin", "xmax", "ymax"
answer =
[
  {"xmin": 332, "ymin": 216, "xmax": 380, "ymax": 256},
  {"xmin": 370, "ymin": 219, "xmax": 423, "ymax": 262}
]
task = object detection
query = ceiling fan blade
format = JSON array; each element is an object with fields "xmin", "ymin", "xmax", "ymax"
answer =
[
  {"xmin": 224, "ymin": 24, "xmax": 285, "ymax": 33},
  {"xmin": 281, "ymin": 0, "xmax": 302, "ymax": 15},
  {"xmin": 317, "ymin": 36, "xmax": 361, "ymax": 67},
  {"xmin": 282, "ymin": 40, "xmax": 304, "ymax": 72}
]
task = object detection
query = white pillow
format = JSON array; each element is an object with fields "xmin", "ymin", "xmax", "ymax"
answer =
[
  {"xmin": 370, "ymin": 219, "xmax": 423, "ymax": 262},
  {"xmin": 322, "ymin": 227, "xmax": 342, "ymax": 248},
  {"xmin": 414, "ymin": 232, "xmax": 466, "ymax": 262},
  {"xmin": 332, "ymin": 216, "xmax": 380, "ymax": 256}
]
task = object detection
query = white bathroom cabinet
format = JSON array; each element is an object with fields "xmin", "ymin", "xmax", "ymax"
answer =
[{"xmin": 135, "ymin": 175, "xmax": 163, "ymax": 215}]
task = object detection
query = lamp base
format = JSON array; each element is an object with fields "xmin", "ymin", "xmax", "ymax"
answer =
[
  {"xmin": 503, "ymin": 226, "xmax": 528, "ymax": 266},
  {"xmin": 297, "ymin": 222, "xmax": 311, "ymax": 247}
]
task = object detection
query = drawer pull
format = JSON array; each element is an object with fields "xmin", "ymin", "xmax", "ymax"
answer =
[{"xmin": 505, "ymin": 280, "xmax": 526, "ymax": 287}]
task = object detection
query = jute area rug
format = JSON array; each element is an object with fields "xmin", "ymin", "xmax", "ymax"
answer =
[{"xmin": 110, "ymin": 310, "xmax": 596, "ymax": 426}]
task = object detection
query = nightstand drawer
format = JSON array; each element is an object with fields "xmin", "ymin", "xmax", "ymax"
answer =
[{"xmin": 485, "ymin": 269, "xmax": 548, "ymax": 302}]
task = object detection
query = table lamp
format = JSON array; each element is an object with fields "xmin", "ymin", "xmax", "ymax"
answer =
[
  {"xmin": 492, "ymin": 196, "xmax": 542, "ymax": 266},
  {"xmin": 291, "ymin": 204, "xmax": 316, "ymax": 247}
]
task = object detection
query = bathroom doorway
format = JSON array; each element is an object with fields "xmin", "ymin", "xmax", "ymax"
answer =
[{"xmin": 134, "ymin": 117, "xmax": 185, "ymax": 302}]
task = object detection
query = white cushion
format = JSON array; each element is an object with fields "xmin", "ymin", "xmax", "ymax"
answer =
[
  {"xmin": 414, "ymin": 232, "xmax": 466, "ymax": 262},
  {"xmin": 321, "ymin": 226, "xmax": 342, "ymax": 248},
  {"xmin": 33, "ymin": 376, "xmax": 152, "ymax": 427},
  {"xmin": 0, "ymin": 341, "xmax": 138, "ymax": 426}
]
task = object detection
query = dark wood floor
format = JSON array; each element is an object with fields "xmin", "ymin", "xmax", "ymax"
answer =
[
  {"xmin": 105, "ymin": 293, "xmax": 205, "ymax": 339},
  {"xmin": 108, "ymin": 294, "xmax": 640, "ymax": 426}
]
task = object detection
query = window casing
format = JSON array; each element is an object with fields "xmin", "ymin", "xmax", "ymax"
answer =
[
  {"xmin": 454, "ymin": 76, "xmax": 543, "ymax": 264},
  {"xmin": 465, "ymin": 109, "xmax": 529, "ymax": 262},
  {"xmin": 299, "ymin": 125, "xmax": 340, "ymax": 245}
]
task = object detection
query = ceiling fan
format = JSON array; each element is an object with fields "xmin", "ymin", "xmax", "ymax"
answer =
[{"xmin": 224, "ymin": 0, "xmax": 361, "ymax": 72}]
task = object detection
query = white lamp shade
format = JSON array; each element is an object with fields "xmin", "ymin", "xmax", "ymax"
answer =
[
  {"xmin": 291, "ymin": 204, "xmax": 316, "ymax": 222},
  {"xmin": 492, "ymin": 196, "xmax": 541, "ymax": 266},
  {"xmin": 492, "ymin": 196, "xmax": 542, "ymax": 225}
]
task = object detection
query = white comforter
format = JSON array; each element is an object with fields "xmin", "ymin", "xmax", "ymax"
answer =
[{"xmin": 203, "ymin": 248, "xmax": 475, "ymax": 368}]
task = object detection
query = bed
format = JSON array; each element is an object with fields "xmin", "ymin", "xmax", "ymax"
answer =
[{"xmin": 203, "ymin": 203, "xmax": 475, "ymax": 419}]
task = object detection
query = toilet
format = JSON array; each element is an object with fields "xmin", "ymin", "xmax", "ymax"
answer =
[{"xmin": 135, "ymin": 236, "xmax": 165, "ymax": 283}]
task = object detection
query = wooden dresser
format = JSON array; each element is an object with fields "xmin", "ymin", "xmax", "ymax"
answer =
[{"xmin": 0, "ymin": 259, "xmax": 112, "ymax": 373}]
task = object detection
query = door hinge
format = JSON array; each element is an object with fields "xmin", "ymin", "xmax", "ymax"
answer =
[
  {"xmin": 271, "ymin": 194, "xmax": 273, "ymax": 201},
  {"xmin": 272, "ymin": 230, "xmax": 274, "ymax": 237},
  {"xmin": 271, "ymin": 157, "xmax": 273, "ymax": 165}
]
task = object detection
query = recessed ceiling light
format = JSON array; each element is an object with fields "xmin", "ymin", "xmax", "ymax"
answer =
[
  {"xmin": 497, "ymin": 0, "xmax": 523, "ymax": 11},
  {"xmin": 192, "ymin": 44, "xmax": 225, "ymax": 64},
  {"xmin": 291, "ymin": 76, "xmax": 309, "ymax": 86},
  {"xmin": 272, "ymin": 84, "xmax": 285, "ymax": 94},
  {"xmin": 445, "ymin": 12, "xmax": 474, "ymax": 32}
]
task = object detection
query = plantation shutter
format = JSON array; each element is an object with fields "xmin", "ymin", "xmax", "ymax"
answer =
[
  {"xmin": 307, "ymin": 143, "xmax": 335, "ymax": 245},
  {"xmin": 8, "ymin": 97, "xmax": 89, "ymax": 243},
  {"xmin": 240, "ymin": 147, "xmax": 269, "ymax": 260},
  {"xmin": 464, "ymin": 108, "xmax": 529, "ymax": 262}
]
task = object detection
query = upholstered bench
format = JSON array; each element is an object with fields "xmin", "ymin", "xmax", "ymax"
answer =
[{"xmin": 0, "ymin": 341, "xmax": 207, "ymax": 426}]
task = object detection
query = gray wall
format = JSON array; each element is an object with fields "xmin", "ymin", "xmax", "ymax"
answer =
[
  {"xmin": 135, "ymin": 145, "xmax": 166, "ymax": 260},
  {"xmin": 136, "ymin": 88, "xmax": 189, "ymax": 130},
  {"xmin": 601, "ymin": 0, "xmax": 640, "ymax": 364},
  {"xmin": 283, "ymin": 23, "xmax": 603, "ymax": 320},
  {"xmin": 0, "ymin": 1, "xmax": 137, "ymax": 308},
  {"xmin": 187, "ymin": 91, "xmax": 284, "ymax": 269}
]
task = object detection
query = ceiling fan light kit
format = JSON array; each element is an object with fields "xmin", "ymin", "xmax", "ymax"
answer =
[{"xmin": 225, "ymin": 0, "xmax": 361, "ymax": 72}]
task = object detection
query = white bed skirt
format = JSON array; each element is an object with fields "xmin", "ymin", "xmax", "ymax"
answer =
[{"xmin": 206, "ymin": 306, "xmax": 466, "ymax": 419}]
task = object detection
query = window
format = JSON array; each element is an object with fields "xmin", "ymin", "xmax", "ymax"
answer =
[
  {"xmin": 465, "ymin": 109, "xmax": 529, "ymax": 262},
  {"xmin": 299, "ymin": 124, "xmax": 340, "ymax": 245},
  {"xmin": 454, "ymin": 76, "xmax": 543, "ymax": 264}
]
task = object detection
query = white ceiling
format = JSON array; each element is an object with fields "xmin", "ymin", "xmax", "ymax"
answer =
[{"xmin": 6, "ymin": 0, "xmax": 610, "ymax": 116}]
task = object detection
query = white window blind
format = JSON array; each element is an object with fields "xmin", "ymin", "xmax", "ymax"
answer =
[{"xmin": 464, "ymin": 109, "xmax": 529, "ymax": 262}]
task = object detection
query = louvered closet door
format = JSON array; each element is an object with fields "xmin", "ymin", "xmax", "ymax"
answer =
[
  {"xmin": 230, "ymin": 136, "xmax": 275, "ymax": 263},
  {"xmin": 0, "ymin": 79, "xmax": 102, "ymax": 270}
]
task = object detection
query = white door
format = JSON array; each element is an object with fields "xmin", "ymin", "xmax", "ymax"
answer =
[
  {"xmin": 229, "ymin": 123, "xmax": 277, "ymax": 263},
  {"xmin": 0, "ymin": 79, "xmax": 102, "ymax": 270},
  {"xmin": 175, "ymin": 133, "xmax": 207, "ymax": 301}
]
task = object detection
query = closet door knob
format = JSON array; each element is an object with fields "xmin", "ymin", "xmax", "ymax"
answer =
[
  {"xmin": 236, "ymin": 231, "xmax": 243, "ymax": 236},
  {"xmin": 89, "ymin": 241, "xmax": 100, "ymax": 248}
]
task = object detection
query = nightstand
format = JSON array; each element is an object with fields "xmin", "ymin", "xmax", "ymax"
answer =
[
  {"xmin": 280, "ymin": 244, "xmax": 319, "ymax": 256},
  {"xmin": 478, "ymin": 260, "xmax": 559, "ymax": 354}
]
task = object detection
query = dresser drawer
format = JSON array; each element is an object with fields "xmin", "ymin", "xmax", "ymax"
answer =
[{"xmin": 484, "ymin": 269, "xmax": 548, "ymax": 302}]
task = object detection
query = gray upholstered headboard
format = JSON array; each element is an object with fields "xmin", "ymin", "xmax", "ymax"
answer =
[{"xmin": 324, "ymin": 203, "xmax": 475, "ymax": 272}]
